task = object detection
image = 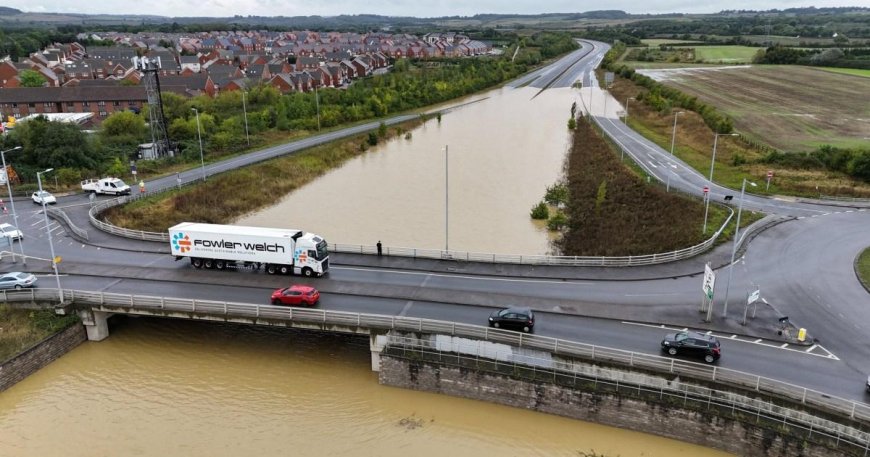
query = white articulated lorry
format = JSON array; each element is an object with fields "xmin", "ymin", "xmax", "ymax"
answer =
[{"xmin": 168, "ymin": 222, "xmax": 329, "ymax": 277}]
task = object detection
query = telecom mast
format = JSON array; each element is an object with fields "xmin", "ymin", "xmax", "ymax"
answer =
[{"xmin": 133, "ymin": 56, "xmax": 174, "ymax": 158}]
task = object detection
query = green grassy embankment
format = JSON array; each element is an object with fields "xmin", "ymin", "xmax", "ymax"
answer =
[
  {"xmin": 857, "ymin": 248, "xmax": 870, "ymax": 292},
  {"xmin": 0, "ymin": 305, "xmax": 80, "ymax": 362}
]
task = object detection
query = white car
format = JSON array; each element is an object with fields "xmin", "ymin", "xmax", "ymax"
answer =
[
  {"xmin": 0, "ymin": 223, "xmax": 22, "ymax": 240},
  {"xmin": 32, "ymin": 190, "xmax": 57, "ymax": 205}
]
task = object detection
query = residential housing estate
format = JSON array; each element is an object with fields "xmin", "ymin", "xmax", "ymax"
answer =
[{"xmin": 0, "ymin": 30, "xmax": 491, "ymax": 126}]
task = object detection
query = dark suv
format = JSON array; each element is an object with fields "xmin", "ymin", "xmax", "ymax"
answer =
[
  {"xmin": 488, "ymin": 307, "xmax": 535, "ymax": 333},
  {"xmin": 661, "ymin": 331, "xmax": 721, "ymax": 363}
]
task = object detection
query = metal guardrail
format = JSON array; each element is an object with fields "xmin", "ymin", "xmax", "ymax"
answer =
[
  {"xmin": 86, "ymin": 191, "xmax": 736, "ymax": 266},
  {"xmin": 46, "ymin": 207, "xmax": 89, "ymax": 241},
  {"xmin": 4, "ymin": 287, "xmax": 869, "ymax": 440},
  {"xmin": 386, "ymin": 335, "xmax": 870, "ymax": 455}
]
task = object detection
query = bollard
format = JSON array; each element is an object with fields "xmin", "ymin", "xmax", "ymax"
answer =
[{"xmin": 798, "ymin": 328, "xmax": 807, "ymax": 342}]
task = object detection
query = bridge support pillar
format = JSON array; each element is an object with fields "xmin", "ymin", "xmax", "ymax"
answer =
[
  {"xmin": 78, "ymin": 309, "xmax": 111, "ymax": 341},
  {"xmin": 369, "ymin": 332, "xmax": 388, "ymax": 372}
]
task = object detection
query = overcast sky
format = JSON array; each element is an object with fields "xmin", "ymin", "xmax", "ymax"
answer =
[{"xmin": 4, "ymin": 1, "xmax": 867, "ymax": 18}]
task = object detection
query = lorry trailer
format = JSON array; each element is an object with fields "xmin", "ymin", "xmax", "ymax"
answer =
[{"xmin": 169, "ymin": 222, "xmax": 328, "ymax": 277}]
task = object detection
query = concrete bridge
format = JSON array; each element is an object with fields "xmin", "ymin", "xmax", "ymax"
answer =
[{"xmin": 4, "ymin": 287, "xmax": 870, "ymax": 456}]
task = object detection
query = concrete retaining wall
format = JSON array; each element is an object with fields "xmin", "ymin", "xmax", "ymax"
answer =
[
  {"xmin": 379, "ymin": 354, "xmax": 852, "ymax": 457},
  {"xmin": 0, "ymin": 324, "xmax": 87, "ymax": 392}
]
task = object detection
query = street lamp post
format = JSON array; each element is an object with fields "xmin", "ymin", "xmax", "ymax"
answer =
[
  {"xmin": 191, "ymin": 108, "xmax": 206, "ymax": 181},
  {"xmin": 669, "ymin": 111, "xmax": 685, "ymax": 155},
  {"xmin": 37, "ymin": 168, "xmax": 63, "ymax": 303},
  {"xmin": 241, "ymin": 91, "xmax": 250, "ymax": 146},
  {"xmin": 624, "ymin": 97, "xmax": 635, "ymax": 124},
  {"xmin": 703, "ymin": 133, "xmax": 739, "ymax": 234},
  {"xmin": 0, "ymin": 146, "xmax": 25, "ymax": 264},
  {"xmin": 722, "ymin": 177, "xmax": 756, "ymax": 317},
  {"xmin": 444, "ymin": 145, "xmax": 449, "ymax": 252}
]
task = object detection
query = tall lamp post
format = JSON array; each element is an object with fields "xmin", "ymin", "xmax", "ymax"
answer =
[
  {"xmin": 191, "ymin": 108, "xmax": 206, "ymax": 181},
  {"xmin": 624, "ymin": 97, "xmax": 635, "ymax": 124},
  {"xmin": 1, "ymin": 146, "xmax": 25, "ymax": 264},
  {"xmin": 443, "ymin": 145, "xmax": 449, "ymax": 252},
  {"xmin": 703, "ymin": 133, "xmax": 739, "ymax": 234},
  {"xmin": 241, "ymin": 91, "xmax": 250, "ymax": 146},
  {"xmin": 669, "ymin": 111, "xmax": 685, "ymax": 155},
  {"xmin": 722, "ymin": 177, "xmax": 756, "ymax": 317},
  {"xmin": 37, "ymin": 168, "xmax": 63, "ymax": 303}
]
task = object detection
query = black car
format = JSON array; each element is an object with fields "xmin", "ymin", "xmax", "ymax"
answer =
[
  {"xmin": 488, "ymin": 307, "xmax": 535, "ymax": 333},
  {"xmin": 661, "ymin": 331, "xmax": 721, "ymax": 363}
]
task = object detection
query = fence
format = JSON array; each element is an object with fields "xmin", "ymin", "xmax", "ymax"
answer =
[{"xmin": 4, "ymin": 287, "xmax": 870, "ymax": 441}]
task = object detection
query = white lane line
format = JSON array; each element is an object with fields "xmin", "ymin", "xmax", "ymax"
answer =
[
  {"xmin": 648, "ymin": 161, "xmax": 658, "ymax": 169},
  {"xmin": 754, "ymin": 339, "xmax": 762, "ymax": 343},
  {"xmin": 780, "ymin": 343, "xmax": 789, "ymax": 348},
  {"xmin": 805, "ymin": 344, "xmax": 818, "ymax": 352},
  {"xmin": 331, "ymin": 265, "xmax": 594, "ymax": 286},
  {"xmin": 729, "ymin": 335, "xmax": 737, "ymax": 339}
]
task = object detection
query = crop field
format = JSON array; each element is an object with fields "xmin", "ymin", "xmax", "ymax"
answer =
[
  {"xmin": 819, "ymin": 67, "xmax": 870, "ymax": 78},
  {"xmin": 639, "ymin": 65, "xmax": 870, "ymax": 152},
  {"xmin": 687, "ymin": 46, "xmax": 759, "ymax": 63},
  {"xmin": 641, "ymin": 39, "xmax": 701, "ymax": 46}
]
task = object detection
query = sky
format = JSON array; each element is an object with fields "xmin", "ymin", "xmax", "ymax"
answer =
[{"xmin": 2, "ymin": 0, "xmax": 867, "ymax": 18}]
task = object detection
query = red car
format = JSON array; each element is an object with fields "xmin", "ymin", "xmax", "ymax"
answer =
[{"xmin": 271, "ymin": 285, "xmax": 320, "ymax": 306}]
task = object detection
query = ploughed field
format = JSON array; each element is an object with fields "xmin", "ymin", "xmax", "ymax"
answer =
[{"xmin": 639, "ymin": 65, "xmax": 870, "ymax": 152}]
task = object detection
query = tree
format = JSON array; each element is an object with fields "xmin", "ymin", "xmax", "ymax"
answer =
[
  {"xmin": 19, "ymin": 69, "xmax": 46, "ymax": 87},
  {"xmin": 100, "ymin": 110, "xmax": 147, "ymax": 147},
  {"xmin": 11, "ymin": 116, "xmax": 97, "ymax": 169}
]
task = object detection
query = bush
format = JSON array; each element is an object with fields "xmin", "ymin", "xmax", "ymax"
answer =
[
  {"xmin": 544, "ymin": 182, "xmax": 569, "ymax": 206},
  {"xmin": 367, "ymin": 132, "xmax": 378, "ymax": 146},
  {"xmin": 530, "ymin": 201, "xmax": 549, "ymax": 220},
  {"xmin": 568, "ymin": 117, "xmax": 576, "ymax": 130},
  {"xmin": 547, "ymin": 211, "xmax": 568, "ymax": 231}
]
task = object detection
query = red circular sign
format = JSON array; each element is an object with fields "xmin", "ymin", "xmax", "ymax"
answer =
[
  {"xmin": 767, "ymin": 170, "xmax": 773, "ymax": 177},
  {"xmin": 703, "ymin": 186, "xmax": 709, "ymax": 193}
]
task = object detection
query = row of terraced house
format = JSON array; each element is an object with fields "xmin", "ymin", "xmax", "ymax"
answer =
[{"xmin": 0, "ymin": 30, "xmax": 491, "ymax": 125}]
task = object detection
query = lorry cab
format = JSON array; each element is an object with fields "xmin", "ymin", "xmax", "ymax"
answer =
[{"xmin": 293, "ymin": 233, "xmax": 329, "ymax": 276}]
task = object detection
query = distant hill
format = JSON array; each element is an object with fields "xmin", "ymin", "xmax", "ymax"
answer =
[{"xmin": 0, "ymin": 6, "xmax": 23, "ymax": 15}]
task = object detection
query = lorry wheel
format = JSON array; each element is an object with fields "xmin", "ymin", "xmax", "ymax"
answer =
[
  {"xmin": 279, "ymin": 265, "xmax": 291, "ymax": 275},
  {"xmin": 302, "ymin": 268, "xmax": 314, "ymax": 277},
  {"xmin": 266, "ymin": 265, "xmax": 277, "ymax": 275},
  {"xmin": 215, "ymin": 260, "xmax": 226, "ymax": 270},
  {"xmin": 191, "ymin": 258, "xmax": 203, "ymax": 268},
  {"xmin": 204, "ymin": 259, "xmax": 214, "ymax": 269}
]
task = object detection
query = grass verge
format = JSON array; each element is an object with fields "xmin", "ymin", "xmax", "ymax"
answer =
[
  {"xmin": 103, "ymin": 120, "xmax": 423, "ymax": 231},
  {"xmin": 857, "ymin": 248, "xmax": 870, "ymax": 293},
  {"xmin": 0, "ymin": 305, "xmax": 80, "ymax": 362}
]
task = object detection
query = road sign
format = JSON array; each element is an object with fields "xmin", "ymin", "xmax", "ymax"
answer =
[
  {"xmin": 767, "ymin": 170, "xmax": 773, "ymax": 178},
  {"xmin": 702, "ymin": 263, "xmax": 715, "ymax": 299},
  {"xmin": 748, "ymin": 288, "xmax": 760, "ymax": 304},
  {"xmin": 703, "ymin": 185, "xmax": 709, "ymax": 194}
]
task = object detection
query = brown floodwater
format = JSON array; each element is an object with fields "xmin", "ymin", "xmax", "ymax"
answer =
[
  {"xmin": 237, "ymin": 86, "xmax": 578, "ymax": 255},
  {"xmin": 0, "ymin": 318, "xmax": 732, "ymax": 456}
]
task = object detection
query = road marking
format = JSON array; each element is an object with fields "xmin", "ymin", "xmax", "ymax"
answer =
[
  {"xmin": 621, "ymin": 321, "xmax": 840, "ymax": 360},
  {"xmin": 648, "ymin": 161, "xmax": 658, "ymax": 168},
  {"xmin": 331, "ymin": 265, "xmax": 594, "ymax": 286},
  {"xmin": 398, "ymin": 300, "xmax": 415, "ymax": 317}
]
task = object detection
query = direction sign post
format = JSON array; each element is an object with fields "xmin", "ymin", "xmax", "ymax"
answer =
[
  {"xmin": 766, "ymin": 170, "xmax": 773, "ymax": 191},
  {"xmin": 743, "ymin": 288, "xmax": 761, "ymax": 326},
  {"xmin": 702, "ymin": 263, "xmax": 716, "ymax": 322}
]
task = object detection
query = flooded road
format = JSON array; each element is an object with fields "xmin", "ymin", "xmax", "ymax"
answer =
[
  {"xmin": 237, "ymin": 86, "xmax": 578, "ymax": 255},
  {"xmin": 0, "ymin": 318, "xmax": 732, "ymax": 456}
]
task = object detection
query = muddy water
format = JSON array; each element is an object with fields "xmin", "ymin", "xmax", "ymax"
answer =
[
  {"xmin": 237, "ymin": 86, "xmax": 578, "ymax": 255},
  {"xmin": 0, "ymin": 318, "xmax": 732, "ymax": 456}
]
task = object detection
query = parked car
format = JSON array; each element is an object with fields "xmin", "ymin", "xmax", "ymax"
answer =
[
  {"xmin": 32, "ymin": 190, "xmax": 57, "ymax": 205},
  {"xmin": 271, "ymin": 285, "xmax": 320, "ymax": 306},
  {"xmin": 488, "ymin": 307, "xmax": 535, "ymax": 333},
  {"xmin": 661, "ymin": 331, "xmax": 721, "ymax": 363},
  {"xmin": 0, "ymin": 223, "xmax": 23, "ymax": 240},
  {"xmin": 0, "ymin": 271, "xmax": 37, "ymax": 289}
]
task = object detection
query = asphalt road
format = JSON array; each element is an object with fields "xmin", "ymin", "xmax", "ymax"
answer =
[{"xmin": 2, "ymin": 40, "xmax": 869, "ymax": 404}]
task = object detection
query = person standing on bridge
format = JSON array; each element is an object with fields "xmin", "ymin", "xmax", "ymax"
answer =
[{"xmin": 377, "ymin": 240, "xmax": 382, "ymax": 257}]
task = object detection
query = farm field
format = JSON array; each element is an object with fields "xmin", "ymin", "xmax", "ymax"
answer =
[
  {"xmin": 819, "ymin": 67, "xmax": 870, "ymax": 78},
  {"xmin": 638, "ymin": 65, "xmax": 870, "ymax": 152},
  {"xmin": 683, "ymin": 45, "xmax": 759, "ymax": 63},
  {"xmin": 641, "ymin": 39, "xmax": 702, "ymax": 46}
]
